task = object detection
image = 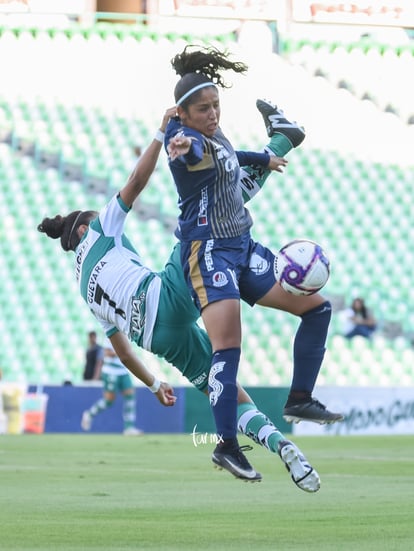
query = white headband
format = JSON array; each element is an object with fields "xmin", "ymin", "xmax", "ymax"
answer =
[
  {"xmin": 176, "ymin": 82, "xmax": 215, "ymax": 106},
  {"xmin": 67, "ymin": 211, "xmax": 82, "ymax": 250}
]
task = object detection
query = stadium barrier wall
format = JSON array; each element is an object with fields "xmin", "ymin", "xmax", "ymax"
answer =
[
  {"xmin": 36, "ymin": 385, "xmax": 186, "ymax": 434},
  {"xmin": 6, "ymin": 385, "xmax": 414, "ymax": 435},
  {"xmin": 293, "ymin": 386, "xmax": 414, "ymax": 436},
  {"xmin": 0, "ymin": 385, "xmax": 291, "ymax": 435},
  {"xmin": 183, "ymin": 386, "xmax": 291, "ymax": 435}
]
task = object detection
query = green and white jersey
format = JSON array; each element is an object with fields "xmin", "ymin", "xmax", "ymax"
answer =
[{"xmin": 75, "ymin": 194, "xmax": 161, "ymax": 350}]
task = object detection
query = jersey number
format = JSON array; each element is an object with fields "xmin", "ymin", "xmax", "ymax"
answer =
[{"xmin": 94, "ymin": 284, "xmax": 126, "ymax": 319}]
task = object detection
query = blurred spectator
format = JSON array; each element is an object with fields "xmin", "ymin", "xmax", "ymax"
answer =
[
  {"xmin": 130, "ymin": 144, "xmax": 142, "ymax": 172},
  {"xmin": 133, "ymin": 145, "xmax": 142, "ymax": 158},
  {"xmin": 83, "ymin": 331, "xmax": 104, "ymax": 381},
  {"xmin": 341, "ymin": 297, "xmax": 377, "ymax": 340}
]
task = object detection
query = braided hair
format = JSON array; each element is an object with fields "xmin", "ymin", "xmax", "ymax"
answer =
[
  {"xmin": 37, "ymin": 210, "xmax": 98, "ymax": 252},
  {"xmin": 171, "ymin": 45, "xmax": 248, "ymax": 108}
]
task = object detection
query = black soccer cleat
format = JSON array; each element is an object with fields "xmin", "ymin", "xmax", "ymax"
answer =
[
  {"xmin": 283, "ymin": 398, "xmax": 344, "ymax": 425},
  {"xmin": 212, "ymin": 442, "xmax": 262, "ymax": 482},
  {"xmin": 256, "ymin": 99, "xmax": 306, "ymax": 147}
]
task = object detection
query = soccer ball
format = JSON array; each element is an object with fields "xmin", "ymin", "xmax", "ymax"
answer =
[{"xmin": 274, "ymin": 239, "xmax": 330, "ymax": 296}]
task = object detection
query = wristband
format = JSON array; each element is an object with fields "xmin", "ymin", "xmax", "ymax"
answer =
[
  {"xmin": 154, "ymin": 130, "xmax": 165, "ymax": 143},
  {"xmin": 149, "ymin": 378, "xmax": 161, "ymax": 393}
]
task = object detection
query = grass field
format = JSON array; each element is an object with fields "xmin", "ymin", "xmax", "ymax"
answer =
[{"xmin": 0, "ymin": 434, "xmax": 413, "ymax": 551}]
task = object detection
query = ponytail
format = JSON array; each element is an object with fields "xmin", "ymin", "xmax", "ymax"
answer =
[{"xmin": 38, "ymin": 210, "xmax": 97, "ymax": 251}]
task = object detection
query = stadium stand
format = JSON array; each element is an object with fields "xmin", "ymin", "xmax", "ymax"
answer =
[
  {"xmin": 0, "ymin": 22, "xmax": 413, "ymax": 387},
  {"xmin": 282, "ymin": 36, "xmax": 414, "ymax": 124}
]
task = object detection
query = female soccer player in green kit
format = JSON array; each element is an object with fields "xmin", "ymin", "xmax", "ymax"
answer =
[{"xmin": 38, "ymin": 98, "xmax": 338, "ymax": 491}]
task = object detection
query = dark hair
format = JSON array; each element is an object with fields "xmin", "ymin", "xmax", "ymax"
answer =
[
  {"xmin": 37, "ymin": 210, "xmax": 98, "ymax": 251},
  {"xmin": 171, "ymin": 45, "xmax": 248, "ymax": 107},
  {"xmin": 352, "ymin": 297, "xmax": 368, "ymax": 319}
]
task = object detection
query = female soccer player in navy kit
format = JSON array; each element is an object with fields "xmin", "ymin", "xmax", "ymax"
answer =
[
  {"xmin": 38, "ymin": 104, "xmax": 330, "ymax": 491},
  {"xmin": 166, "ymin": 45, "xmax": 342, "ymax": 480}
]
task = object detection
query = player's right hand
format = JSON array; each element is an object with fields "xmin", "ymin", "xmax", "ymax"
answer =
[{"xmin": 156, "ymin": 382, "xmax": 178, "ymax": 406}]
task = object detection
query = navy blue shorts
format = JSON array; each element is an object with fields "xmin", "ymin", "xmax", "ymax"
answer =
[{"xmin": 180, "ymin": 232, "xmax": 277, "ymax": 311}]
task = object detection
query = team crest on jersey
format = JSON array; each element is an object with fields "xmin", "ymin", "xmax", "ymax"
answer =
[
  {"xmin": 214, "ymin": 142, "xmax": 226, "ymax": 160},
  {"xmin": 249, "ymin": 253, "xmax": 270, "ymax": 275},
  {"xmin": 212, "ymin": 271, "xmax": 228, "ymax": 287}
]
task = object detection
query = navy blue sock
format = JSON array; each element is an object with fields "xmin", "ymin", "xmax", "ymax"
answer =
[
  {"xmin": 208, "ymin": 347, "xmax": 240, "ymax": 441},
  {"xmin": 290, "ymin": 301, "xmax": 331, "ymax": 397}
]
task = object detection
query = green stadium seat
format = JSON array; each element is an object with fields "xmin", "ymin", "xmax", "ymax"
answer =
[{"xmin": 0, "ymin": 25, "xmax": 412, "ymax": 385}]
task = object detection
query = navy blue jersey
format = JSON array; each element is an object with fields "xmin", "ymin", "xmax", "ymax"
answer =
[{"xmin": 166, "ymin": 118, "xmax": 268, "ymax": 241}]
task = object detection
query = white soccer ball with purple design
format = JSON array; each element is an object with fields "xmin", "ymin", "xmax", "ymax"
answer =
[{"xmin": 274, "ymin": 239, "xmax": 330, "ymax": 296}]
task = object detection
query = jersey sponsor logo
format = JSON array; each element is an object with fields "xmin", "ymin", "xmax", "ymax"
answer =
[
  {"xmin": 214, "ymin": 141, "xmax": 237, "ymax": 172},
  {"xmin": 75, "ymin": 239, "xmax": 89, "ymax": 281},
  {"xmin": 212, "ymin": 271, "xmax": 228, "ymax": 287},
  {"xmin": 224, "ymin": 154, "xmax": 238, "ymax": 173},
  {"xmin": 87, "ymin": 261, "xmax": 107, "ymax": 304},
  {"xmin": 197, "ymin": 187, "xmax": 208, "ymax": 226},
  {"xmin": 208, "ymin": 361, "xmax": 225, "ymax": 406},
  {"xmin": 204, "ymin": 239, "xmax": 214, "ymax": 271},
  {"xmin": 249, "ymin": 253, "xmax": 270, "ymax": 275},
  {"xmin": 129, "ymin": 292, "xmax": 146, "ymax": 340},
  {"xmin": 191, "ymin": 372, "xmax": 208, "ymax": 388}
]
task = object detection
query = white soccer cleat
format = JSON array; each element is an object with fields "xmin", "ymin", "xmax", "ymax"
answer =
[
  {"xmin": 81, "ymin": 410, "xmax": 92, "ymax": 431},
  {"xmin": 278, "ymin": 440, "xmax": 320, "ymax": 493},
  {"xmin": 123, "ymin": 427, "xmax": 144, "ymax": 436}
]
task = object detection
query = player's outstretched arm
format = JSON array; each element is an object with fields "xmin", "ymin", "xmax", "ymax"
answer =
[
  {"xmin": 120, "ymin": 106, "xmax": 176, "ymax": 208},
  {"xmin": 109, "ymin": 332, "xmax": 177, "ymax": 407}
]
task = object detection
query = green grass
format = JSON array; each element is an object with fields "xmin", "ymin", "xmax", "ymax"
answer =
[{"xmin": 0, "ymin": 434, "xmax": 413, "ymax": 550}]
